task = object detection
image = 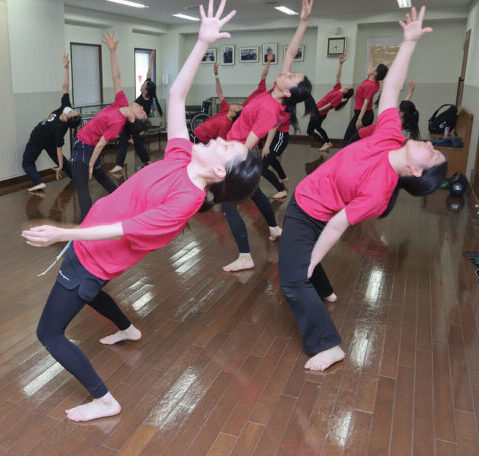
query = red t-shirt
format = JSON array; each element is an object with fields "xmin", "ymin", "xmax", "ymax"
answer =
[
  {"xmin": 278, "ymin": 111, "xmax": 291, "ymax": 133},
  {"xmin": 295, "ymin": 108, "xmax": 404, "ymax": 225},
  {"xmin": 227, "ymin": 91, "xmax": 286, "ymax": 147},
  {"xmin": 317, "ymin": 83, "xmax": 344, "ymax": 116},
  {"xmin": 194, "ymin": 99, "xmax": 232, "ymax": 143},
  {"xmin": 359, "ymin": 124, "xmax": 376, "ymax": 139},
  {"xmin": 77, "ymin": 91, "xmax": 129, "ymax": 146},
  {"xmin": 243, "ymin": 80, "xmax": 267, "ymax": 107},
  {"xmin": 354, "ymin": 79, "xmax": 379, "ymax": 111},
  {"xmin": 74, "ymin": 138, "xmax": 206, "ymax": 280}
]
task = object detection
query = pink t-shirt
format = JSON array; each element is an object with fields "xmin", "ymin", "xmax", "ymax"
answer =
[
  {"xmin": 77, "ymin": 91, "xmax": 129, "ymax": 146},
  {"xmin": 74, "ymin": 138, "xmax": 206, "ymax": 280},
  {"xmin": 243, "ymin": 80, "xmax": 267, "ymax": 107},
  {"xmin": 227, "ymin": 91, "xmax": 286, "ymax": 147},
  {"xmin": 317, "ymin": 83, "xmax": 344, "ymax": 116},
  {"xmin": 354, "ymin": 79, "xmax": 380, "ymax": 111},
  {"xmin": 295, "ymin": 108, "xmax": 404, "ymax": 225},
  {"xmin": 194, "ymin": 99, "xmax": 232, "ymax": 143}
]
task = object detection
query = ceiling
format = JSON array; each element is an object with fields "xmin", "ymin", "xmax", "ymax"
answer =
[{"xmin": 65, "ymin": 0, "xmax": 472, "ymax": 26}]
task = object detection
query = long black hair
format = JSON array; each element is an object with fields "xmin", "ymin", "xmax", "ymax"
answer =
[
  {"xmin": 199, "ymin": 148, "xmax": 262, "ymax": 212},
  {"xmin": 124, "ymin": 118, "xmax": 150, "ymax": 136},
  {"xmin": 144, "ymin": 80, "xmax": 163, "ymax": 116},
  {"xmin": 399, "ymin": 100, "xmax": 420, "ymax": 140},
  {"xmin": 380, "ymin": 160, "xmax": 448, "ymax": 217},
  {"xmin": 375, "ymin": 64, "xmax": 389, "ymax": 81},
  {"xmin": 282, "ymin": 76, "xmax": 316, "ymax": 133},
  {"xmin": 66, "ymin": 115, "xmax": 82, "ymax": 129},
  {"xmin": 335, "ymin": 88, "xmax": 354, "ymax": 111}
]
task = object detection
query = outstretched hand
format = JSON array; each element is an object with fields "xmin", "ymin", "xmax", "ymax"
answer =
[
  {"xmin": 266, "ymin": 51, "xmax": 275, "ymax": 63},
  {"xmin": 300, "ymin": 0, "xmax": 314, "ymax": 21},
  {"xmin": 61, "ymin": 53, "xmax": 69, "ymax": 68},
  {"xmin": 214, "ymin": 62, "xmax": 219, "ymax": 75},
  {"xmin": 22, "ymin": 225, "xmax": 65, "ymax": 247},
  {"xmin": 339, "ymin": 54, "xmax": 347, "ymax": 64},
  {"xmin": 102, "ymin": 31, "xmax": 119, "ymax": 51},
  {"xmin": 198, "ymin": 0, "xmax": 236, "ymax": 45},
  {"xmin": 409, "ymin": 81, "xmax": 416, "ymax": 90},
  {"xmin": 399, "ymin": 6, "xmax": 433, "ymax": 42}
]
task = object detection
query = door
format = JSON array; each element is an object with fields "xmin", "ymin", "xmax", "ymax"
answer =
[{"xmin": 456, "ymin": 29, "xmax": 471, "ymax": 108}]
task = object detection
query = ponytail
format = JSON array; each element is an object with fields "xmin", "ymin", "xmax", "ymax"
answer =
[
  {"xmin": 145, "ymin": 80, "xmax": 163, "ymax": 116},
  {"xmin": 282, "ymin": 76, "xmax": 315, "ymax": 133},
  {"xmin": 335, "ymin": 88, "xmax": 354, "ymax": 111},
  {"xmin": 399, "ymin": 100, "xmax": 420, "ymax": 140}
]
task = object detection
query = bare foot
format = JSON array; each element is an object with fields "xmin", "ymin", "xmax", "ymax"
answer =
[
  {"xmin": 272, "ymin": 190, "xmax": 288, "ymax": 200},
  {"xmin": 27, "ymin": 183, "xmax": 46, "ymax": 192},
  {"xmin": 65, "ymin": 392, "xmax": 121, "ymax": 422},
  {"xmin": 319, "ymin": 142, "xmax": 333, "ymax": 152},
  {"xmin": 100, "ymin": 324, "xmax": 142, "ymax": 345},
  {"xmin": 223, "ymin": 253, "xmax": 255, "ymax": 272},
  {"xmin": 281, "ymin": 177, "xmax": 290, "ymax": 183},
  {"xmin": 304, "ymin": 345, "xmax": 345, "ymax": 371},
  {"xmin": 269, "ymin": 226, "xmax": 282, "ymax": 241},
  {"xmin": 323, "ymin": 293, "xmax": 337, "ymax": 303},
  {"xmin": 109, "ymin": 165, "xmax": 123, "ymax": 174}
]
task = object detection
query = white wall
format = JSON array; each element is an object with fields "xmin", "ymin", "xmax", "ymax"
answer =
[{"xmin": 464, "ymin": 0, "xmax": 479, "ymax": 181}]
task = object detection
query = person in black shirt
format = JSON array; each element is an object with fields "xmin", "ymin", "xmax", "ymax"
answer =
[
  {"xmin": 22, "ymin": 54, "xmax": 82, "ymax": 192},
  {"xmin": 109, "ymin": 50, "xmax": 163, "ymax": 174}
]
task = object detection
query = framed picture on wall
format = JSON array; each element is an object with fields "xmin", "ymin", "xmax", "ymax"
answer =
[
  {"xmin": 220, "ymin": 45, "xmax": 235, "ymax": 66},
  {"xmin": 262, "ymin": 43, "xmax": 278, "ymax": 64},
  {"xmin": 327, "ymin": 37, "xmax": 346, "ymax": 56},
  {"xmin": 239, "ymin": 46, "xmax": 259, "ymax": 63},
  {"xmin": 283, "ymin": 45, "xmax": 305, "ymax": 62},
  {"xmin": 201, "ymin": 48, "xmax": 217, "ymax": 64}
]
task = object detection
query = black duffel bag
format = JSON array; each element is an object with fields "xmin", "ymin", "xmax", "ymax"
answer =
[{"xmin": 428, "ymin": 104, "xmax": 458, "ymax": 134}]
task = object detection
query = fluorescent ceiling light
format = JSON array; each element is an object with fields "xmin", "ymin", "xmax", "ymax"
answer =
[
  {"xmin": 106, "ymin": 0, "xmax": 149, "ymax": 8},
  {"xmin": 397, "ymin": 0, "xmax": 412, "ymax": 8},
  {"xmin": 275, "ymin": 6, "xmax": 299, "ymax": 15},
  {"xmin": 172, "ymin": 13, "xmax": 200, "ymax": 21}
]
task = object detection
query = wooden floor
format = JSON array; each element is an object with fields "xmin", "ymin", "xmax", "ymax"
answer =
[{"xmin": 1, "ymin": 144, "xmax": 479, "ymax": 455}]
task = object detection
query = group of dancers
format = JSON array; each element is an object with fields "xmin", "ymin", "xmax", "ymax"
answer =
[{"xmin": 21, "ymin": 0, "xmax": 447, "ymax": 422}]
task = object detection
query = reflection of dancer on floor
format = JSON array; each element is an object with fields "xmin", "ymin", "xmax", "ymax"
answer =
[
  {"xmin": 71, "ymin": 32, "xmax": 148, "ymax": 220},
  {"xmin": 307, "ymin": 54, "xmax": 354, "ymax": 152},
  {"xmin": 22, "ymin": 0, "xmax": 258, "ymax": 422},
  {"xmin": 22, "ymin": 54, "xmax": 81, "ymax": 192},
  {"xmin": 222, "ymin": 0, "xmax": 316, "ymax": 273},
  {"xmin": 193, "ymin": 63, "xmax": 243, "ymax": 143},
  {"xmin": 110, "ymin": 50, "xmax": 163, "ymax": 174},
  {"xmin": 279, "ymin": 6, "xmax": 448, "ymax": 372}
]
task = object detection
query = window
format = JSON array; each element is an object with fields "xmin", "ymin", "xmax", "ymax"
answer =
[
  {"xmin": 134, "ymin": 48, "xmax": 156, "ymax": 96},
  {"xmin": 70, "ymin": 43, "xmax": 103, "ymax": 107}
]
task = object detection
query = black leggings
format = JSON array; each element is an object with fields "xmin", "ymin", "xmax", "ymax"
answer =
[
  {"xmin": 279, "ymin": 196, "xmax": 338, "ymax": 356},
  {"xmin": 22, "ymin": 143, "xmax": 73, "ymax": 186},
  {"xmin": 37, "ymin": 281, "xmax": 131, "ymax": 398},
  {"xmin": 115, "ymin": 132, "xmax": 150, "ymax": 167},
  {"xmin": 307, "ymin": 115, "xmax": 329, "ymax": 144},
  {"xmin": 222, "ymin": 187, "xmax": 277, "ymax": 254},
  {"xmin": 262, "ymin": 132, "xmax": 289, "ymax": 192},
  {"xmin": 343, "ymin": 109, "xmax": 374, "ymax": 145}
]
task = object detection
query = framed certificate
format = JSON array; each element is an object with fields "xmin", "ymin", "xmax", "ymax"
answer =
[{"xmin": 328, "ymin": 37, "xmax": 346, "ymax": 56}]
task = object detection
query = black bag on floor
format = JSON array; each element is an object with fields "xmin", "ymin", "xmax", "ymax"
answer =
[{"xmin": 428, "ymin": 104, "xmax": 458, "ymax": 134}]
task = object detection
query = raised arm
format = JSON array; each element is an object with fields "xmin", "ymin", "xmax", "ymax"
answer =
[
  {"xmin": 168, "ymin": 0, "xmax": 236, "ymax": 140},
  {"xmin": 61, "ymin": 54, "xmax": 70, "ymax": 94},
  {"xmin": 378, "ymin": 6, "xmax": 432, "ymax": 115},
  {"xmin": 147, "ymin": 50, "xmax": 155, "ymax": 80},
  {"xmin": 261, "ymin": 52, "xmax": 274, "ymax": 80},
  {"xmin": 102, "ymin": 32, "xmax": 122, "ymax": 94},
  {"xmin": 404, "ymin": 81, "xmax": 416, "ymax": 102},
  {"xmin": 214, "ymin": 63, "xmax": 225, "ymax": 101},
  {"xmin": 336, "ymin": 54, "xmax": 346, "ymax": 85},
  {"xmin": 282, "ymin": 0, "xmax": 313, "ymax": 73}
]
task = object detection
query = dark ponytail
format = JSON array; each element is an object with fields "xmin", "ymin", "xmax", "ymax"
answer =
[
  {"xmin": 198, "ymin": 148, "xmax": 262, "ymax": 212},
  {"xmin": 283, "ymin": 76, "xmax": 315, "ymax": 133},
  {"xmin": 335, "ymin": 88, "xmax": 354, "ymax": 111},
  {"xmin": 145, "ymin": 80, "xmax": 163, "ymax": 116},
  {"xmin": 66, "ymin": 115, "xmax": 82, "ymax": 129},
  {"xmin": 399, "ymin": 100, "xmax": 420, "ymax": 140},
  {"xmin": 375, "ymin": 64, "xmax": 388, "ymax": 81},
  {"xmin": 380, "ymin": 160, "xmax": 448, "ymax": 218}
]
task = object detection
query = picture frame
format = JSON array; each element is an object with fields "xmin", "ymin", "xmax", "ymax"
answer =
[
  {"xmin": 220, "ymin": 45, "xmax": 235, "ymax": 66},
  {"xmin": 201, "ymin": 48, "xmax": 217, "ymax": 64},
  {"xmin": 239, "ymin": 46, "xmax": 259, "ymax": 63},
  {"xmin": 262, "ymin": 43, "xmax": 278, "ymax": 65},
  {"xmin": 283, "ymin": 44, "xmax": 305, "ymax": 62},
  {"xmin": 327, "ymin": 37, "xmax": 346, "ymax": 56}
]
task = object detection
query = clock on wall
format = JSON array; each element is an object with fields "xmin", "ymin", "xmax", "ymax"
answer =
[{"xmin": 327, "ymin": 37, "xmax": 346, "ymax": 56}]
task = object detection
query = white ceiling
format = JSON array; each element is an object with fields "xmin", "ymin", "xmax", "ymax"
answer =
[{"xmin": 65, "ymin": 0, "xmax": 472, "ymax": 26}]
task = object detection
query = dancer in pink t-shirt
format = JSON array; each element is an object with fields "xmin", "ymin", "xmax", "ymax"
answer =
[{"xmin": 22, "ymin": 0, "xmax": 260, "ymax": 423}]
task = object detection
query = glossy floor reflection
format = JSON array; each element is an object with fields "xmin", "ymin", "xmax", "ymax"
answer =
[{"xmin": 1, "ymin": 143, "xmax": 479, "ymax": 455}]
